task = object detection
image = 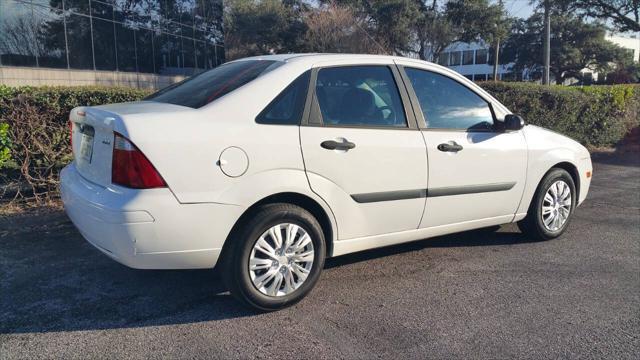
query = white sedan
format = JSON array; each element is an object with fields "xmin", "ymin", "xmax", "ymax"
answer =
[{"xmin": 61, "ymin": 54, "xmax": 592, "ymax": 310}]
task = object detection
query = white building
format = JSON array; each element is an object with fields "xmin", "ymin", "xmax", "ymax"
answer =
[
  {"xmin": 437, "ymin": 41, "xmax": 512, "ymax": 81},
  {"xmin": 580, "ymin": 34, "xmax": 640, "ymax": 83},
  {"xmin": 440, "ymin": 33, "xmax": 639, "ymax": 83}
]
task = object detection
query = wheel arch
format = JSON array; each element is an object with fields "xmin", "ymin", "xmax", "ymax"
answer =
[
  {"xmin": 550, "ymin": 161, "xmax": 580, "ymax": 201},
  {"xmin": 220, "ymin": 192, "xmax": 336, "ymax": 264}
]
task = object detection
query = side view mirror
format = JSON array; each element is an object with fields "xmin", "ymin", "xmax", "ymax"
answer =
[{"xmin": 503, "ymin": 114, "xmax": 525, "ymax": 131}]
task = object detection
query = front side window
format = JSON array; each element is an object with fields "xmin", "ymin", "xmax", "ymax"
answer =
[
  {"xmin": 146, "ymin": 60, "xmax": 281, "ymax": 108},
  {"xmin": 315, "ymin": 66, "xmax": 407, "ymax": 127},
  {"xmin": 404, "ymin": 68, "xmax": 494, "ymax": 131}
]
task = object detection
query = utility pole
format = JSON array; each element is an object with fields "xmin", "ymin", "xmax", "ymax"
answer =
[
  {"xmin": 542, "ymin": 0, "xmax": 551, "ymax": 85},
  {"xmin": 492, "ymin": 0, "xmax": 503, "ymax": 82}
]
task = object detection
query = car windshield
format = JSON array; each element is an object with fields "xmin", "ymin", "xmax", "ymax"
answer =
[{"xmin": 145, "ymin": 60, "xmax": 281, "ymax": 109}]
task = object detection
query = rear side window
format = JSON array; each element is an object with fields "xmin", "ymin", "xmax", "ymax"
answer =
[
  {"xmin": 145, "ymin": 60, "xmax": 280, "ymax": 108},
  {"xmin": 256, "ymin": 71, "xmax": 310, "ymax": 125}
]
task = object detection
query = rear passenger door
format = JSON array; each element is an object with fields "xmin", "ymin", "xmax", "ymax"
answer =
[{"xmin": 300, "ymin": 62, "xmax": 428, "ymax": 240}]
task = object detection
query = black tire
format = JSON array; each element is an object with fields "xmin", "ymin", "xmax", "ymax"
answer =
[
  {"xmin": 221, "ymin": 203, "xmax": 326, "ymax": 311},
  {"xmin": 518, "ymin": 168, "xmax": 576, "ymax": 241}
]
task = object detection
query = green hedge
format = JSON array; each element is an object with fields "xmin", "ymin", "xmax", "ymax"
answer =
[
  {"xmin": 480, "ymin": 82, "xmax": 639, "ymax": 147},
  {"xmin": 0, "ymin": 86, "xmax": 151, "ymax": 202},
  {"xmin": 0, "ymin": 85, "xmax": 150, "ymax": 167},
  {"xmin": 0, "ymin": 85, "xmax": 150, "ymax": 119},
  {"xmin": 0, "ymin": 83, "xmax": 638, "ymax": 203}
]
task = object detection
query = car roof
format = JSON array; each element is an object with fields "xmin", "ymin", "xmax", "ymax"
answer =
[{"xmin": 232, "ymin": 53, "xmax": 424, "ymax": 65}]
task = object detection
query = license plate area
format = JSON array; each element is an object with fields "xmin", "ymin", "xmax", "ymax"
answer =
[{"xmin": 79, "ymin": 125, "xmax": 95, "ymax": 163}]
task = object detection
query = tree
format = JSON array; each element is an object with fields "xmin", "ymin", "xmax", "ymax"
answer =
[
  {"xmin": 502, "ymin": 12, "xmax": 630, "ymax": 84},
  {"xmin": 414, "ymin": 0, "xmax": 510, "ymax": 62},
  {"xmin": 304, "ymin": 2, "xmax": 383, "ymax": 53},
  {"xmin": 224, "ymin": 0, "xmax": 308, "ymax": 60},
  {"xmin": 326, "ymin": 0, "xmax": 421, "ymax": 55},
  {"xmin": 445, "ymin": 0, "xmax": 511, "ymax": 79},
  {"xmin": 411, "ymin": 0, "xmax": 456, "ymax": 61},
  {"xmin": 573, "ymin": 0, "xmax": 639, "ymax": 33}
]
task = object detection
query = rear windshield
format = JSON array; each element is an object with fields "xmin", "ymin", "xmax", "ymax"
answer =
[{"xmin": 145, "ymin": 60, "xmax": 281, "ymax": 108}]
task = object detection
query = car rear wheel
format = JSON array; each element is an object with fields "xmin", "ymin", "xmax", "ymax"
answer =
[
  {"xmin": 518, "ymin": 168, "xmax": 576, "ymax": 240},
  {"xmin": 222, "ymin": 203, "xmax": 326, "ymax": 311}
]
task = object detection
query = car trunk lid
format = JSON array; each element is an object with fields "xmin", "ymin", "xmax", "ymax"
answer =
[{"xmin": 69, "ymin": 101, "xmax": 191, "ymax": 187}]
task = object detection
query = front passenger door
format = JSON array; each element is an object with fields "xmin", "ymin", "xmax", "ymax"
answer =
[
  {"xmin": 300, "ymin": 64, "xmax": 428, "ymax": 240},
  {"xmin": 400, "ymin": 66, "xmax": 527, "ymax": 228}
]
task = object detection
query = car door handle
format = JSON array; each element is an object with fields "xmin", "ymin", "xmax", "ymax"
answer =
[
  {"xmin": 437, "ymin": 141, "xmax": 463, "ymax": 152},
  {"xmin": 321, "ymin": 139, "xmax": 356, "ymax": 151}
]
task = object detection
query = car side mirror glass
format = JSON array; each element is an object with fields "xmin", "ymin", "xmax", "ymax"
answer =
[{"xmin": 503, "ymin": 114, "xmax": 525, "ymax": 131}]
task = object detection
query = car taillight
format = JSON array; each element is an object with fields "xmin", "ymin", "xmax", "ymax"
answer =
[{"xmin": 112, "ymin": 133, "xmax": 166, "ymax": 189}]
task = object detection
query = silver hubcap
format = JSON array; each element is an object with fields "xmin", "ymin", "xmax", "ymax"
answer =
[
  {"xmin": 249, "ymin": 223, "xmax": 314, "ymax": 297},
  {"xmin": 542, "ymin": 180, "xmax": 572, "ymax": 231}
]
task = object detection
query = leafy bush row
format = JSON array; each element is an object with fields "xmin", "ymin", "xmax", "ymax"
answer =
[
  {"xmin": 0, "ymin": 86, "xmax": 150, "ymax": 203},
  {"xmin": 0, "ymin": 83, "xmax": 638, "ymax": 204},
  {"xmin": 480, "ymin": 82, "xmax": 639, "ymax": 147}
]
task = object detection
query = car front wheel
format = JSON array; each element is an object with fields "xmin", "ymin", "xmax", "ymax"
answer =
[
  {"xmin": 222, "ymin": 203, "xmax": 326, "ymax": 311},
  {"xmin": 518, "ymin": 168, "xmax": 576, "ymax": 240}
]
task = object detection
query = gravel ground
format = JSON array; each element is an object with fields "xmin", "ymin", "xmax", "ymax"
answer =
[{"xmin": 1, "ymin": 151, "xmax": 638, "ymax": 359}]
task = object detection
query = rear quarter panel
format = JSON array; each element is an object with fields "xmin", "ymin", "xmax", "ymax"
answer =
[{"xmin": 113, "ymin": 61, "xmax": 313, "ymax": 206}]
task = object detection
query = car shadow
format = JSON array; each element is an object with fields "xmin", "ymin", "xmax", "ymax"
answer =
[
  {"xmin": 1, "ymin": 210, "xmax": 537, "ymax": 335},
  {"xmin": 325, "ymin": 225, "xmax": 533, "ymax": 269}
]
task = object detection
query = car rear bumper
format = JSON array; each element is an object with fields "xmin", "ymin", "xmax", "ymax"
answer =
[{"xmin": 60, "ymin": 163, "xmax": 243, "ymax": 269}]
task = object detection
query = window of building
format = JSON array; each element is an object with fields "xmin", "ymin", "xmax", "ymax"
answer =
[
  {"xmin": 315, "ymin": 66, "xmax": 407, "ymax": 127},
  {"xmin": 404, "ymin": 68, "xmax": 494, "ymax": 131},
  {"xmin": 0, "ymin": 0, "xmax": 225, "ymax": 74},
  {"xmin": 136, "ymin": 28, "xmax": 155, "ymax": 73},
  {"xmin": 33, "ymin": 3, "xmax": 67, "ymax": 68},
  {"xmin": 449, "ymin": 51, "xmax": 462, "ymax": 66},
  {"xmin": 0, "ymin": 1, "xmax": 38, "ymax": 67},
  {"xmin": 462, "ymin": 50, "xmax": 474, "ymax": 65},
  {"xmin": 438, "ymin": 52, "xmax": 449, "ymax": 66},
  {"xmin": 475, "ymin": 49, "xmax": 488, "ymax": 65},
  {"xmin": 65, "ymin": 0, "xmax": 90, "ymax": 16},
  {"xmin": 91, "ymin": 0, "xmax": 113, "ymax": 21},
  {"xmin": 92, "ymin": 17, "xmax": 116, "ymax": 70},
  {"xmin": 66, "ymin": 13, "xmax": 94, "ymax": 69},
  {"xmin": 116, "ymin": 23, "xmax": 137, "ymax": 72},
  {"xmin": 181, "ymin": 37, "xmax": 196, "ymax": 72}
]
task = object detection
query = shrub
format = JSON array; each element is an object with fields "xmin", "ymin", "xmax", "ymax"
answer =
[
  {"xmin": 0, "ymin": 122, "xmax": 11, "ymax": 168},
  {"xmin": 0, "ymin": 83, "xmax": 638, "ymax": 205},
  {"xmin": 0, "ymin": 85, "xmax": 150, "ymax": 203},
  {"xmin": 480, "ymin": 82, "xmax": 639, "ymax": 147}
]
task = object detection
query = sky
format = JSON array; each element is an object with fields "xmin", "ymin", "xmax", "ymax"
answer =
[{"xmin": 502, "ymin": 0, "xmax": 536, "ymax": 19}]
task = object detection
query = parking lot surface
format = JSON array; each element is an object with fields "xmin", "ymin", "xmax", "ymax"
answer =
[{"xmin": 1, "ymin": 152, "xmax": 638, "ymax": 359}]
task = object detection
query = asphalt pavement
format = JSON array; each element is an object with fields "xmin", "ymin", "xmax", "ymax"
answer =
[{"xmin": 1, "ymin": 151, "xmax": 638, "ymax": 359}]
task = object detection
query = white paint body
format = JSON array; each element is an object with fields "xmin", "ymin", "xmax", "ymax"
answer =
[{"xmin": 60, "ymin": 54, "xmax": 592, "ymax": 269}]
